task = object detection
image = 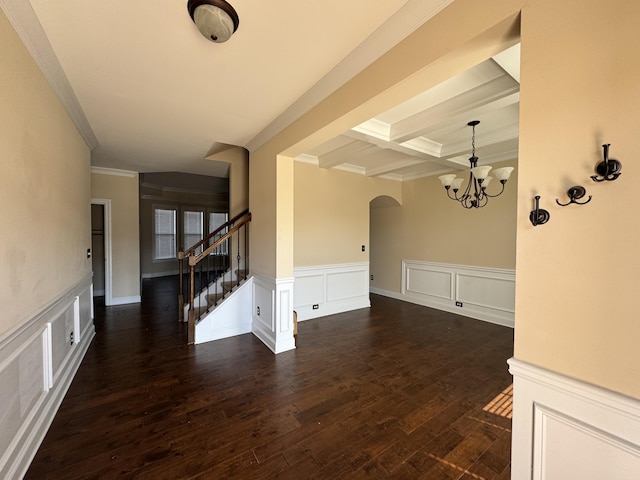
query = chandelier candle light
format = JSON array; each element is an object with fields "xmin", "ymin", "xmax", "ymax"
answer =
[{"xmin": 438, "ymin": 121, "xmax": 514, "ymax": 209}]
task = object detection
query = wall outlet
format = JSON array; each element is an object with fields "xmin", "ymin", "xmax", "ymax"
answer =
[
  {"xmin": 257, "ymin": 306, "xmax": 260, "ymax": 316},
  {"xmin": 456, "ymin": 301, "xmax": 463, "ymax": 307},
  {"xmin": 70, "ymin": 332, "xmax": 74, "ymax": 345},
  {"xmin": 361, "ymin": 245, "xmax": 365, "ymax": 252},
  {"xmin": 370, "ymin": 274, "xmax": 374, "ymax": 281},
  {"xmin": 312, "ymin": 304, "xmax": 319, "ymax": 310}
]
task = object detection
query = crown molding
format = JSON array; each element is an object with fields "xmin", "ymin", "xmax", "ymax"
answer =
[
  {"xmin": 0, "ymin": 0, "xmax": 98, "ymax": 149},
  {"xmin": 91, "ymin": 166, "xmax": 137, "ymax": 178}
]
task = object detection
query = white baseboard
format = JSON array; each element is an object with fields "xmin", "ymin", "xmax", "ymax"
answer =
[
  {"xmin": 509, "ymin": 358, "xmax": 640, "ymax": 479},
  {"xmin": 109, "ymin": 295, "xmax": 141, "ymax": 306},
  {"xmin": 0, "ymin": 275, "xmax": 94, "ymax": 479}
]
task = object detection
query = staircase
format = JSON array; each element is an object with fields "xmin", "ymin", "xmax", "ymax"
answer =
[{"xmin": 178, "ymin": 209, "xmax": 251, "ymax": 344}]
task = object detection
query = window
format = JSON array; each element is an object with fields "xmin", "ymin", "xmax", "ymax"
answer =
[
  {"xmin": 183, "ymin": 210, "xmax": 204, "ymax": 254},
  {"xmin": 209, "ymin": 212, "xmax": 229, "ymax": 254},
  {"xmin": 154, "ymin": 208, "xmax": 177, "ymax": 260}
]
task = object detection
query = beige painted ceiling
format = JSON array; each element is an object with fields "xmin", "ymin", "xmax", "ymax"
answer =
[{"xmin": 2, "ymin": 0, "xmax": 519, "ymax": 180}]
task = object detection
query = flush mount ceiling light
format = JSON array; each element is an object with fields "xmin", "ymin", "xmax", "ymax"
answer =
[
  {"xmin": 438, "ymin": 121, "xmax": 514, "ymax": 209},
  {"xmin": 187, "ymin": 0, "xmax": 239, "ymax": 43}
]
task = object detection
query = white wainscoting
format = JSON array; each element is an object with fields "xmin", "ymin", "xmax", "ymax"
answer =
[
  {"xmin": 293, "ymin": 262, "xmax": 370, "ymax": 321},
  {"xmin": 0, "ymin": 274, "xmax": 95, "ymax": 480},
  {"xmin": 376, "ymin": 260, "xmax": 515, "ymax": 327},
  {"xmin": 251, "ymin": 274, "xmax": 295, "ymax": 354},
  {"xmin": 509, "ymin": 358, "xmax": 640, "ymax": 479}
]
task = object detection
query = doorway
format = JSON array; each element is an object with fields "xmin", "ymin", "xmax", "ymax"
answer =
[{"xmin": 91, "ymin": 199, "xmax": 112, "ymax": 305}]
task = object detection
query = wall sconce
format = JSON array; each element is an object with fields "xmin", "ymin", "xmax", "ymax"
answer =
[
  {"xmin": 555, "ymin": 185, "xmax": 592, "ymax": 206},
  {"xmin": 591, "ymin": 143, "xmax": 621, "ymax": 182},
  {"xmin": 529, "ymin": 196, "xmax": 550, "ymax": 226}
]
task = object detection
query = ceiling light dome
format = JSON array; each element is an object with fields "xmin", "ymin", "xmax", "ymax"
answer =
[{"xmin": 187, "ymin": 0, "xmax": 239, "ymax": 43}]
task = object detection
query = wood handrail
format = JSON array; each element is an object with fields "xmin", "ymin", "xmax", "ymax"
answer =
[
  {"xmin": 181, "ymin": 208, "xmax": 249, "ymax": 258},
  {"xmin": 189, "ymin": 213, "xmax": 251, "ymax": 265},
  {"xmin": 178, "ymin": 208, "xmax": 250, "ymax": 323}
]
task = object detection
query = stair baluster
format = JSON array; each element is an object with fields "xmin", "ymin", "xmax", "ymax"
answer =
[{"xmin": 178, "ymin": 209, "xmax": 251, "ymax": 344}]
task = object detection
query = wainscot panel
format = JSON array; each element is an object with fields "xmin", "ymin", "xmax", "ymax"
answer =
[
  {"xmin": 293, "ymin": 263, "xmax": 370, "ymax": 321},
  {"xmin": 251, "ymin": 274, "xmax": 295, "ymax": 354},
  {"xmin": 509, "ymin": 358, "xmax": 640, "ymax": 479},
  {"xmin": 395, "ymin": 260, "xmax": 515, "ymax": 327},
  {"xmin": 0, "ymin": 274, "xmax": 95, "ymax": 480}
]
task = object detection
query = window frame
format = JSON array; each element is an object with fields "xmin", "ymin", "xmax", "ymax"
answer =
[
  {"xmin": 182, "ymin": 207, "xmax": 205, "ymax": 255},
  {"xmin": 152, "ymin": 205, "xmax": 178, "ymax": 261},
  {"xmin": 208, "ymin": 210, "xmax": 229, "ymax": 256}
]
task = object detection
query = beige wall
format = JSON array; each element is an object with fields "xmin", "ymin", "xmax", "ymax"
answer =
[
  {"xmin": 91, "ymin": 171, "xmax": 140, "ymax": 300},
  {"xmin": 514, "ymin": 0, "xmax": 640, "ymax": 397},
  {"xmin": 204, "ymin": 146, "xmax": 249, "ymax": 217},
  {"xmin": 249, "ymin": 149, "xmax": 286, "ymax": 278},
  {"xmin": 370, "ymin": 159, "xmax": 518, "ymax": 292},
  {"xmin": 294, "ymin": 162, "xmax": 402, "ymax": 267},
  {"xmin": 0, "ymin": 9, "xmax": 91, "ymax": 338}
]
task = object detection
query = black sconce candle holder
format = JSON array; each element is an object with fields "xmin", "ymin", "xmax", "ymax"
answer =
[
  {"xmin": 591, "ymin": 143, "xmax": 621, "ymax": 182},
  {"xmin": 555, "ymin": 185, "xmax": 592, "ymax": 206},
  {"xmin": 530, "ymin": 195, "xmax": 550, "ymax": 226}
]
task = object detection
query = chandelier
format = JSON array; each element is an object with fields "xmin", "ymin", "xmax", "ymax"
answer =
[{"xmin": 438, "ymin": 121, "xmax": 514, "ymax": 209}]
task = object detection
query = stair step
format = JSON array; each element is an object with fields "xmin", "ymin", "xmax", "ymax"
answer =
[
  {"xmin": 206, "ymin": 292, "xmax": 225, "ymax": 306},
  {"xmin": 221, "ymin": 280, "xmax": 238, "ymax": 291},
  {"xmin": 192, "ymin": 304, "xmax": 211, "ymax": 318}
]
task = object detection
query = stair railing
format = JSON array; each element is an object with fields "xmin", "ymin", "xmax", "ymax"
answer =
[{"xmin": 177, "ymin": 210, "xmax": 251, "ymax": 344}]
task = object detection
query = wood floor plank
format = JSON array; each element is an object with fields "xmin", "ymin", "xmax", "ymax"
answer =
[{"xmin": 25, "ymin": 276, "xmax": 513, "ymax": 479}]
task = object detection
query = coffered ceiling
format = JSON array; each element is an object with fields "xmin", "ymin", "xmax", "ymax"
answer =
[{"xmin": 296, "ymin": 44, "xmax": 520, "ymax": 180}]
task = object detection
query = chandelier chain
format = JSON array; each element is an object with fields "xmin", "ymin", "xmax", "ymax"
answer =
[{"xmin": 471, "ymin": 124, "xmax": 476, "ymax": 157}]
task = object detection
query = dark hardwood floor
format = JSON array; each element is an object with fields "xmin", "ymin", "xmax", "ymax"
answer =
[{"xmin": 25, "ymin": 277, "xmax": 513, "ymax": 479}]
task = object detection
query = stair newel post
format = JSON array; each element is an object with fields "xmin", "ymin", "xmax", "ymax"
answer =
[
  {"xmin": 214, "ymin": 241, "xmax": 220, "ymax": 304},
  {"xmin": 245, "ymin": 216, "xmax": 250, "ymax": 278},
  {"xmin": 236, "ymin": 225, "xmax": 241, "ymax": 287},
  {"xmin": 188, "ymin": 258, "xmax": 196, "ymax": 345},
  {"xmin": 205, "ymin": 246, "xmax": 211, "ymax": 313},
  {"xmin": 178, "ymin": 251, "xmax": 185, "ymax": 321}
]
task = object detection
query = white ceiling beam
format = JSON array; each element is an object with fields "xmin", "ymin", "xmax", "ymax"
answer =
[
  {"xmin": 344, "ymin": 129, "xmax": 432, "ymax": 158},
  {"xmin": 492, "ymin": 44, "xmax": 521, "ymax": 83},
  {"xmin": 389, "ymin": 76, "xmax": 519, "ymax": 143},
  {"xmin": 351, "ymin": 118, "xmax": 391, "ymax": 141},
  {"xmin": 440, "ymin": 123, "xmax": 519, "ymax": 158},
  {"xmin": 317, "ymin": 141, "xmax": 378, "ymax": 169},
  {"xmin": 364, "ymin": 158, "xmax": 428, "ymax": 177}
]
